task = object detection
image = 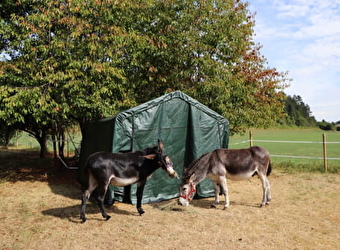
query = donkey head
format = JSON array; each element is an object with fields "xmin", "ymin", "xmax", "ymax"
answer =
[
  {"xmin": 156, "ymin": 139, "xmax": 178, "ymax": 178},
  {"xmin": 178, "ymin": 172, "xmax": 197, "ymax": 206},
  {"xmin": 143, "ymin": 140, "xmax": 178, "ymax": 178}
]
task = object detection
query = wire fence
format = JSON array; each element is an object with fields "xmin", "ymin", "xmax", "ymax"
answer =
[
  {"xmin": 8, "ymin": 131, "xmax": 81, "ymax": 154},
  {"xmin": 229, "ymin": 131, "xmax": 340, "ymax": 172},
  {"xmin": 7, "ymin": 130, "xmax": 340, "ymax": 172},
  {"xmin": 7, "ymin": 133, "xmax": 81, "ymax": 170},
  {"xmin": 9, "ymin": 138, "xmax": 80, "ymax": 155}
]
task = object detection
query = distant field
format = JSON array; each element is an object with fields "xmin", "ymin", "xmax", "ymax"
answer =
[
  {"xmin": 230, "ymin": 128, "xmax": 340, "ymax": 173},
  {"xmin": 8, "ymin": 131, "xmax": 82, "ymax": 155}
]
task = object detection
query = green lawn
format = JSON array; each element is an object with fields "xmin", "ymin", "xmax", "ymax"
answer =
[
  {"xmin": 230, "ymin": 128, "xmax": 340, "ymax": 173},
  {"xmin": 8, "ymin": 131, "xmax": 82, "ymax": 155}
]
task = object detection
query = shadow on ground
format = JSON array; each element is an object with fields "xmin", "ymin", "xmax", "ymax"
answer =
[
  {"xmin": 0, "ymin": 149, "xmax": 81, "ymax": 198},
  {"xmin": 189, "ymin": 199, "xmax": 261, "ymax": 209},
  {"xmin": 42, "ymin": 203, "xmax": 138, "ymax": 223}
]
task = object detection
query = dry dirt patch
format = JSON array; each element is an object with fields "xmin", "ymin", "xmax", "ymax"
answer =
[{"xmin": 0, "ymin": 153, "xmax": 339, "ymax": 249}]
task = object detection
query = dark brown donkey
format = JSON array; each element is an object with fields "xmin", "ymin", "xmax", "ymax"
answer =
[
  {"xmin": 81, "ymin": 140, "xmax": 177, "ymax": 222},
  {"xmin": 179, "ymin": 146, "xmax": 271, "ymax": 209}
]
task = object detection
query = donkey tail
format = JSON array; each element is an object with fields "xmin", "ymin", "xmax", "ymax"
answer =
[{"xmin": 266, "ymin": 161, "xmax": 272, "ymax": 176}]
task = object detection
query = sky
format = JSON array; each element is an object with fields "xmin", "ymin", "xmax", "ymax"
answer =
[{"xmin": 247, "ymin": 0, "xmax": 340, "ymax": 122}]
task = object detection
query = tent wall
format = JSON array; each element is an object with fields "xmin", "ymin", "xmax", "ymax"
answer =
[
  {"xmin": 78, "ymin": 117, "xmax": 115, "ymax": 186},
  {"xmin": 78, "ymin": 91, "xmax": 229, "ymax": 204}
]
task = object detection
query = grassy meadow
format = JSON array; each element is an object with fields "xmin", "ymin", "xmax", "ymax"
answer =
[
  {"xmin": 9, "ymin": 130, "xmax": 82, "ymax": 156},
  {"xmin": 229, "ymin": 128, "xmax": 340, "ymax": 173}
]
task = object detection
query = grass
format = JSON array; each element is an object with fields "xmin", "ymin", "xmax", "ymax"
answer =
[
  {"xmin": 230, "ymin": 128, "xmax": 340, "ymax": 173},
  {"xmin": 0, "ymin": 149, "xmax": 340, "ymax": 249},
  {"xmin": 8, "ymin": 130, "xmax": 82, "ymax": 155}
]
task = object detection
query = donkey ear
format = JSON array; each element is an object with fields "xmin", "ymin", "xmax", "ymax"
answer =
[
  {"xmin": 158, "ymin": 139, "xmax": 165, "ymax": 151},
  {"xmin": 183, "ymin": 168, "xmax": 189, "ymax": 175},
  {"xmin": 189, "ymin": 173, "xmax": 196, "ymax": 183},
  {"xmin": 143, "ymin": 154, "xmax": 157, "ymax": 160}
]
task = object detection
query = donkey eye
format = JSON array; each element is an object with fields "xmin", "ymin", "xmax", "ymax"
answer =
[{"xmin": 182, "ymin": 188, "xmax": 187, "ymax": 191}]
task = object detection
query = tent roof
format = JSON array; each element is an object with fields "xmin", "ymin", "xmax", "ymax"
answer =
[
  {"xmin": 110, "ymin": 91, "xmax": 229, "ymax": 153},
  {"xmin": 115, "ymin": 91, "xmax": 227, "ymax": 124}
]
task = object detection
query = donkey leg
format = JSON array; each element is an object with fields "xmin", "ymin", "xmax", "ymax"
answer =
[
  {"xmin": 211, "ymin": 182, "xmax": 220, "ymax": 208},
  {"xmin": 136, "ymin": 180, "xmax": 146, "ymax": 215},
  {"xmin": 80, "ymin": 173, "xmax": 98, "ymax": 223},
  {"xmin": 265, "ymin": 177, "xmax": 271, "ymax": 204},
  {"xmin": 219, "ymin": 177, "xmax": 229, "ymax": 210},
  {"xmin": 259, "ymin": 174, "xmax": 271, "ymax": 206},
  {"xmin": 96, "ymin": 184, "xmax": 111, "ymax": 221},
  {"xmin": 80, "ymin": 190, "xmax": 91, "ymax": 223}
]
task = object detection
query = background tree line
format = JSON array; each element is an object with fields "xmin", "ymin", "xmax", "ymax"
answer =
[
  {"xmin": 281, "ymin": 95, "xmax": 317, "ymax": 127},
  {"xmin": 1, "ymin": 0, "xmax": 290, "ymax": 157},
  {"xmin": 280, "ymin": 95, "xmax": 338, "ymax": 131}
]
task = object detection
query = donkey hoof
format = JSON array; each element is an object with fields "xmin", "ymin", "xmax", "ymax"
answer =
[
  {"xmin": 210, "ymin": 204, "xmax": 217, "ymax": 209},
  {"xmin": 105, "ymin": 215, "xmax": 111, "ymax": 221},
  {"xmin": 137, "ymin": 208, "xmax": 145, "ymax": 215},
  {"xmin": 81, "ymin": 218, "xmax": 87, "ymax": 223}
]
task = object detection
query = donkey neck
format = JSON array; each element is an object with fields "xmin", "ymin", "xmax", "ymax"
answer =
[
  {"xmin": 140, "ymin": 160, "xmax": 160, "ymax": 176},
  {"xmin": 189, "ymin": 152, "xmax": 212, "ymax": 185},
  {"xmin": 192, "ymin": 172, "xmax": 208, "ymax": 186}
]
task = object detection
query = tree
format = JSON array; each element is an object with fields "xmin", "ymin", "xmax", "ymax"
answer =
[
  {"xmin": 282, "ymin": 95, "xmax": 317, "ymax": 127},
  {"xmin": 0, "ymin": 0, "xmax": 130, "ymax": 157},
  {"xmin": 0, "ymin": 119, "xmax": 17, "ymax": 148},
  {"xmin": 117, "ymin": 1, "xmax": 289, "ymax": 133},
  {"xmin": 0, "ymin": 0, "xmax": 289, "ymax": 157},
  {"xmin": 318, "ymin": 120, "xmax": 335, "ymax": 131}
]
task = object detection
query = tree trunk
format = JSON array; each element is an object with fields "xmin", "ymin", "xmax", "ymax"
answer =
[
  {"xmin": 38, "ymin": 129, "xmax": 48, "ymax": 158},
  {"xmin": 58, "ymin": 130, "xmax": 65, "ymax": 158},
  {"xmin": 52, "ymin": 133, "xmax": 57, "ymax": 159}
]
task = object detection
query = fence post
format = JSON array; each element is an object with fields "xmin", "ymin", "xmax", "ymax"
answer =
[
  {"xmin": 249, "ymin": 131, "xmax": 253, "ymax": 147},
  {"xmin": 322, "ymin": 133, "xmax": 327, "ymax": 172}
]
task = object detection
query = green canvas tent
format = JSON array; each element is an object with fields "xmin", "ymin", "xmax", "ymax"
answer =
[{"xmin": 78, "ymin": 91, "xmax": 229, "ymax": 204}]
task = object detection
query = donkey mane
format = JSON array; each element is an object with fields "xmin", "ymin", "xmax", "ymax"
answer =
[
  {"xmin": 183, "ymin": 152, "xmax": 212, "ymax": 182},
  {"xmin": 144, "ymin": 145, "xmax": 159, "ymax": 154}
]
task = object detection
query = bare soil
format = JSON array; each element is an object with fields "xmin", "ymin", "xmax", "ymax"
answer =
[{"xmin": 0, "ymin": 149, "xmax": 339, "ymax": 250}]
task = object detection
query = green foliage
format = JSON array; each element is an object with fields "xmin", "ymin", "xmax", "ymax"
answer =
[
  {"xmin": 0, "ymin": 0, "xmax": 289, "ymax": 147},
  {"xmin": 117, "ymin": 0, "xmax": 289, "ymax": 134},
  {"xmin": 279, "ymin": 95, "xmax": 317, "ymax": 127},
  {"xmin": 318, "ymin": 120, "xmax": 336, "ymax": 131}
]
